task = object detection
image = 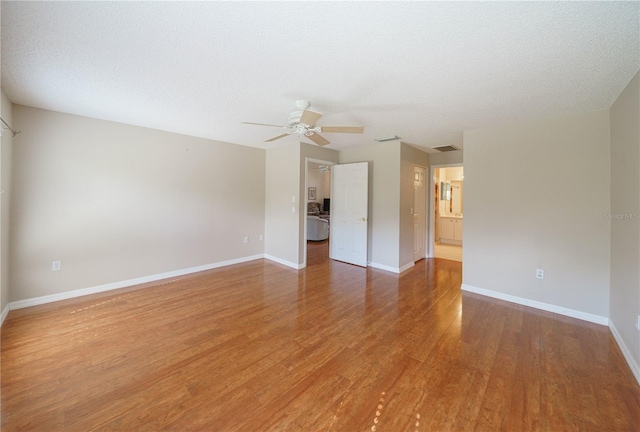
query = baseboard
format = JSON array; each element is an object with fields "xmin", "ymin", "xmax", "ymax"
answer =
[
  {"xmin": 0, "ymin": 303, "xmax": 9, "ymax": 326},
  {"xmin": 461, "ymin": 284, "xmax": 609, "ymax": 326},
  {"xmin": 399, "ymin": 262, "xmax": 415, "ymax": 273},
  {"xmin": 263, "ymin": 254, "xmax": 303, "ymax": 270},
  {"xmin": 609, "ymin": 320, "xmax": 640, "ymax": 386},
  {"xmin": 10, "ymin": 254, "xmax": 265, "ymax": 310},
  {"xmin": 368, "ymin": 262, "xmax": 397, "ymax": 273},
  {"xmin": 368, "ymin": 261, "xmax": 414, "ymax": 274}
]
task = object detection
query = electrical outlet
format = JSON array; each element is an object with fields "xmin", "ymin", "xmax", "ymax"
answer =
[
  {"xmin": 243, "ymin": 236, "xmax": 249, "ymax": 243},
  {"xmin": 292, "ymin": 206, "xmax": 295, "ymax": 213},
  {"xmin": 52, "ymin": 261, "xmax": 61, "ymax": 271},
  {"xmin": 536, "ymin": 269, "xmax": 544, "ymax": 279},
  {"xmin": 259, "ymin": 234, "xmax": 264, "ymax": 241},
  {"xmin": 636, "ymin": 315, "xmax": 640, "ymax": 331}
]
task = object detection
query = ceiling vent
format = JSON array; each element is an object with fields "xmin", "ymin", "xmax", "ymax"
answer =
[
  {"xmin": 374, "ymin": 135, "xmax": 401, "ymax": 142},
  {"xmin": 431, "ymin": 145, "xmax": 460, "ymax": 152}
]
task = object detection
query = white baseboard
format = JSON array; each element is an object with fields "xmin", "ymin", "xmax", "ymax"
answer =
[
  {"xmin": 263, "ymin": 254, "xmax": 302, "ymax": 270},
  {"xmin": 399, "ymin": 262, "xmax": 415, "ymax": 273},
  {"xmin": 9, "ymin": 254, "xmax": 265, "ymax": 311},
  {"xmin": 368, "ymin": 262, "xmax": 398, "ymax": 273},
  {"xmin": 368, "ymin": 261, "xmax": 414, "ymax": 274},
  {"xmin": 0, "ymin": 303, "xmax": 9, "ymax": 326},
  {"xmin": 461, "ymin": 284, "xmax": 609, "ymax": 326},
  {"xmin": 609, "ymin": 320, "xmax": 640, "ymax": 386}
]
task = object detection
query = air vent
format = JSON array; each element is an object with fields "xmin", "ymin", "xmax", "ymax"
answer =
[{"xmin": 431, "ymin": 145, "xmax": 460, "ymax": 152}]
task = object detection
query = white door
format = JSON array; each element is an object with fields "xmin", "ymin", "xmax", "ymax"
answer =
[
  {"xmin": 330, "ymin": 162, "xmax": 368, "ymax": 267},
  {"xmin": 413, "ymin": 166, "xmax": 426, "ymax": 261}
]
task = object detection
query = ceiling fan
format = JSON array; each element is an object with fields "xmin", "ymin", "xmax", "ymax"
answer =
[{"xmin": 242, "ymin": 100, "xmax": 364, "ymax": 146}]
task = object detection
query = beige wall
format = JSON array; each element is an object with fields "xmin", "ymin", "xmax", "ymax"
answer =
[
  {"xmin": 340, "ymin": 142, "xmax": 401, "ymax": 269},
  {"xmin": 463, "ymin": 110, "xmax": 611, "ymax": 318},
  {"xmin": 264, "ymin": 143, "xmax": 300, "ymax": 267},
  {"xmin": 609, "ymin": 70, "xmax": 640, "ymax": 372},
  {"xmin": 400, "ymin": 143, "xmax": 430, "ymax": 268},
  {"xmin": 1, "ymin": 90, "xmax": 14, "ymax": 315},
  {"xmin": 10, "ymin": 106, "xmax": 266, "ymax": 301},
  {"xmin": 430, "ymin": 150, "xmax": 463, "ymax": 166},
  {"xmin": 440, "ymin": 166, "xmax": 463, "ymax": 181},
  {"xmin": 307, "ymin": 164, "xmax": 326, "ymax": 204}
]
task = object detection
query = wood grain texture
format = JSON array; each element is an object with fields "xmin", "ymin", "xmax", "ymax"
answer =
[{"xmin": 2, "ymin": 241, "xmax": 639, "ymax": 431}]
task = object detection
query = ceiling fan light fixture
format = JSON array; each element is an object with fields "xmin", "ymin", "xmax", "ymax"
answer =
[{"xmin": 374, "ymin": 135, "xmax": 401, "ymax": 142}]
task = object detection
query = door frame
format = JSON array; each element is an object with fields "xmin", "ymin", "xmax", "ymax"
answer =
[
  {"xmin": 303, "ymin": 157, "xmax": 336, "ymax": 268},
  {"xmin": 428, "ymin": 163, "xmax": 463, "ymax": 258},
  {"xmin": 413, "ymin": 164, "xmax": 428, "ymax": 262}
]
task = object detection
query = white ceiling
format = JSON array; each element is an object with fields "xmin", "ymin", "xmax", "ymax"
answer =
[{"xmin": 1, "ymin": 1, "xmax": 638, "ymax": 152}]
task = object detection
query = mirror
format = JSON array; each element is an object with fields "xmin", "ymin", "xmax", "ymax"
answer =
[{"xmin": 440, "ymin": 182, "xmax": 451, "ymax": 201}]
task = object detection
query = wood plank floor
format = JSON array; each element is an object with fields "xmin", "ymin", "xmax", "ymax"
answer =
[{"xmin": 2, "ymin": 240, "xmax": 639, "ymax": 431}]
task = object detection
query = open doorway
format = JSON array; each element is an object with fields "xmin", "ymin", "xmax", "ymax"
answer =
[
  {"xmin": 431, "ymin": 166, "xmax": 463, "ymax": 262},
  {"xmin": 304, "ymin": 158, "xmax": 334, "ymax": 267}
]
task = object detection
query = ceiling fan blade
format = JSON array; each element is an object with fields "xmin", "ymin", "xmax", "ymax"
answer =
[
  {"xmin": 264, "ymin": 133, "xmax": 290, "ymax": 142},
  {"xmin": 299, "ymin": 109, "xmax": 322, "ymax": 126},
  {"xmin": 241, "ymin": 122, "xmax": 287, "ymax": 128},
  {"xmin": 320, "ymin": 126, "xmax": 364, "ymax": 134},
  {"xmin": 307, "ymin": 133, "xmax": 330, "ymax": 146}
]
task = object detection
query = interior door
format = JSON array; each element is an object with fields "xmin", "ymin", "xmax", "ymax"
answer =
[
  {"xmin": 413, "ymin": 166, "xmax": 426, "ymax": 261},
  {"xmin": 330, "ymin": 162, "xmax": 368, "ymax": 267}
]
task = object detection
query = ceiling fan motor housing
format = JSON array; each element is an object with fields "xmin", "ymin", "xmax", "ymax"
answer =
[
  {"xmin": 289, "ymin": 111, "xmax": 304, "ymax": 126},
  {"xmin": 289, "ymin": 100, "xmax": 312, "ymax": 125}
]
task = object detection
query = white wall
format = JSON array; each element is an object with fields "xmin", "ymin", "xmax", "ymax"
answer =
[
  {"xmin": 340, "ymin": 142, "xmax": 401, "ymax": 270},
  {"xmin": 10, "ymin": 106, "xmax": 266, "ymax": 302},
  {"xmin": 609, "ymin": 69, "xmax": 640, "ymax": 380},
  {"xmin": 1, "ymin": 90, "xmax": 14, "ymax": 318},
  {"xmin": 463, "ymin": 110, "xmax": 611, "ymax": 320}
]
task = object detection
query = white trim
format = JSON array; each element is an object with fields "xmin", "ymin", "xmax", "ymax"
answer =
[
  {"xmin": 264, "ymin": 254, "xmax": 302, "ymax": 270},
  {"xmin": 368, "ymin": 261, "xmax": 414, "ymax": 274},
  {"xmin": 609, "ymin": 320, "xmax": 640, "ymax": 386},
  {"xmin": 368, "ymin": 262, "xmax": 398, "ymax": 273},
  {"xmin": 0, "ymin": 303, "xmax": 9, "ymax": 326},
  {"xmin": 399, "ymin": 262, "xmax": 415, "ymax": 273},
  {"xmin": 10, "ymin": 254, "xmax": 265, "ymax": 310},
  {"xmin": 461, "ymin": 284, "xmax": 609, "ymax": 326}
]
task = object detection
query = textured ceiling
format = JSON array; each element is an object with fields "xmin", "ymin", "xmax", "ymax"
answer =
[{"xmin": 1, "ymin": 1, "xmax": 638, "ymax": 152}]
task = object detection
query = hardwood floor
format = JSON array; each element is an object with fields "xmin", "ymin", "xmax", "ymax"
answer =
[{"xmin": 2, "ymin": 241, "xmax": 639, "ymax": 431}]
